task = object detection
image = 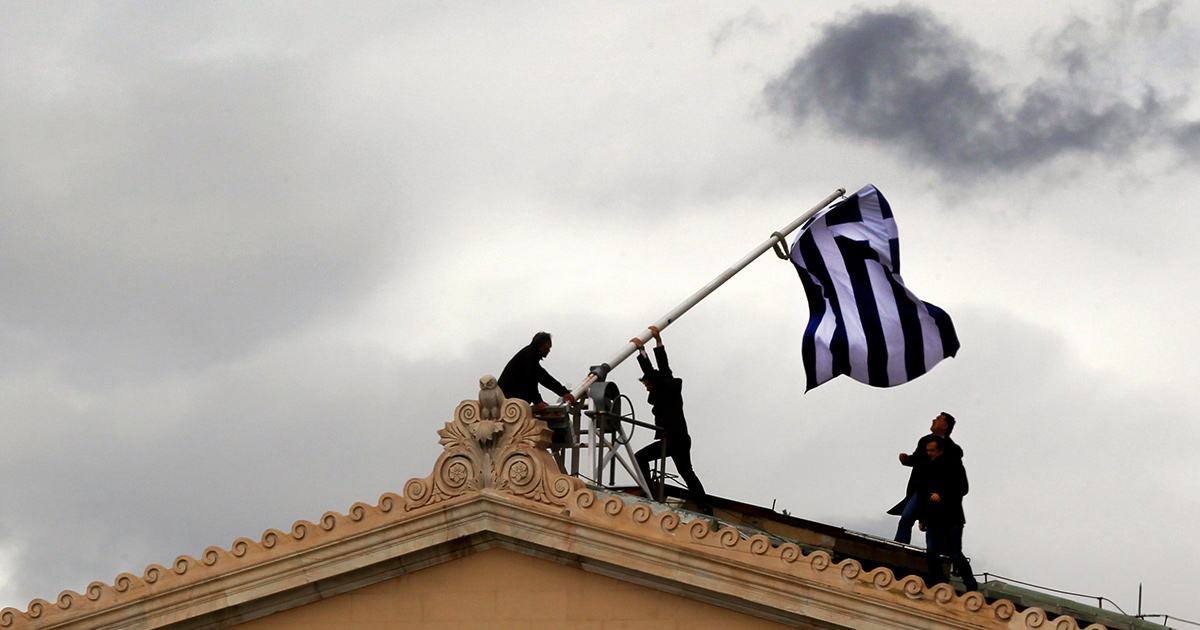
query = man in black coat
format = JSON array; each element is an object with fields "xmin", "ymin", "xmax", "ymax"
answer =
[
  {"xmin": 889, "ymin": 412, "xmax": 962, "ymax": 543},
  {"xmin": 498, "ymin": 332, "xmax": 576, "ymax": 413},
  {"xmin": 915, "ymin": 435, "xmax": 977, "ymax": 592},
  {"xmin": 632, "ymin": 327, "xmax": 711, "ymax": 515}
]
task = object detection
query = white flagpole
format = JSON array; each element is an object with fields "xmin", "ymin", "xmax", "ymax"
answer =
[{"xmin": 566, "ymin": 188, "xmax": 846, "ymax": 401}]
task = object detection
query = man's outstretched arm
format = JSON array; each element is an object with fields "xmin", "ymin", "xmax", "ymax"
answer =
[
  {"xmin": 649, "ymin": 326, "xmax": 672, "ymax": 376},
  {"xmin": 536, "ymin": 365, "xmax": 575, "ymax": 404}
]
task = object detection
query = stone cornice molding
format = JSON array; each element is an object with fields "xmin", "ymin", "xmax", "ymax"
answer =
[
  {"xmin": 0, "ymin": 397, "xmax": 1107, "ymax": 630},
  {"xmin": 549, "ymin": 489, "xmax": 1108, "ymax": 630}
]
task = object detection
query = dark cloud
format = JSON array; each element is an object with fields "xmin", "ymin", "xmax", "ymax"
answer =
[
  {"xmin": 765, "ymin": 3, "xmax": 1198, "ymax": 176},
  {"xmin": 0, "ymin": 2, "xmax": 1195, "ymax": 622}
]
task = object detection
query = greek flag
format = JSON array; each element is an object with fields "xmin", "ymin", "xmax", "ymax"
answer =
[{"xmin": 791, "ymin": 185, "xmax": 958, "ymax": 391}]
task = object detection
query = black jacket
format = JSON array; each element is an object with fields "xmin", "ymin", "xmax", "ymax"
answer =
[
  {"xmin": 914, "ymin": 453, "xmax": 968, "ymax": 526},
  {"xmin": 497, "ymin": 343, "xmax": 568, "ymax": 405},
  {"xmin": 888, "ymin": 434, "xmax": 962, "ymax": 515},
  {"xmin": 637, "ymin": 346, "xmax": 689, "ymax": 439}
]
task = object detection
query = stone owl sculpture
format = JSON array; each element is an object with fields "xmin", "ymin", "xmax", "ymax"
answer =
[{"xmin": 478, "ymin": 374, "xmax": 506, "ymax": 420}]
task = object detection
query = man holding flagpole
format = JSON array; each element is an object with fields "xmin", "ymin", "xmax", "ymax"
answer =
[
  {"xmin": 631, "ymin": 327, "xmax": 712, "ymax": 516},
  {"xmin": 498, "ymin": 332, "xmax": 576, "ymax": 413},
  {"xmin": 559, "ymin": 185, "xmax": 962, "ymax": 510}
]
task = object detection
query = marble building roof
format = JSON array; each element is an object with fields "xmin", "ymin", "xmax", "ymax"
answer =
[{"xmin": 0, "ymin": 395, "xmax": 1121, "ymax": 630}]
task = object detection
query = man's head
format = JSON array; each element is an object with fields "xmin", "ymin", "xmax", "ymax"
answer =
[
  {"xmin": 924, "ymin": 436, "xmax": 945, "ymax": 460},
  {"xmin": 531, "ymin": 331, "xmax": 552, "ymax": 358},
  {"xmin": 931, "ymin": 412, "xmax": 956, "ymax": 436},
  {"xmin": 639, "ymin": 370, "xmax": 659, "ymax": 391}
]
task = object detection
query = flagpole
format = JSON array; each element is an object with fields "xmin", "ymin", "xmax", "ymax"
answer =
[{"xmin": 566, "ymin": 188, "xmax": 846, "ymax": 401}]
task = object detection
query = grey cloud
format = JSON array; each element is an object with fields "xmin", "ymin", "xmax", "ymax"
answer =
[
  {"xmin": 0, "ymin": 321, "xmax": 587, "ymax": 609},
  {"xmin": 0, "ymin": 344, "xmax": 469, "ymax": 608},
  {"xmin": 747, "ymin": 305, "xmax": 1199, "ymax": 608},
  {"xmin": 710, "ymin": 9, "xmax": 780, "ymax": 54},
  {"xmin": 765, "ymin": 3, "xmax": 1196, "ymax": 177},
  {"xmin": 0, "ymin": 6, "xmax": 405, "ymax": 378},
  {"xmin": 1, "ymin": 303, "xmax": 1197, "ymax": 619}
]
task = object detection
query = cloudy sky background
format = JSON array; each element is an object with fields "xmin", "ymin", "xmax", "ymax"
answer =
[{"xmin": 2, "ymin": 0, "xmax": 1198, "ymax": 624}]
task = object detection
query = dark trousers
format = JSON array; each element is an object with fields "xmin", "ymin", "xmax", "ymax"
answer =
[
  {"xmin": 925, "ymin": 523, "xmax": 978, "ymax": 591},
  {"xmin": 894, "ymin": 494, "xmax": 919, "ymax": 544},
  {"xmin": 635, "ymin": 435, "xmax": 708, "ymax": 509}
]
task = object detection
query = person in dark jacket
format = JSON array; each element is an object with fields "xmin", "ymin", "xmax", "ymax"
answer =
[
  {"xmin": 915, "ymin": 435, "xmax": 977, "ymax": 592},
  {"xmin": 497, "ymin": 332, "xmax": 576, "ymax": 413},
  {"xmin": 632, "ymin": 327, "xmax": 711, "ymax": 515},
  {"xmin": 889, "ymin": 412, "xmax": 962, "ymax": 543}
]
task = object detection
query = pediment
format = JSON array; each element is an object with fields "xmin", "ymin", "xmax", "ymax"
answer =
[
  {"xmin": 0, "ymin": 396, "xmax": 1107, "ymax": 630},
  {"xmin": 228, "ymin": 546, "xmax": 796, "ymax": 630}
]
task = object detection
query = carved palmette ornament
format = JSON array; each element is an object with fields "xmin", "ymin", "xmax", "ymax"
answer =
[{"xmin": 404, "ymin": 396, "xmax": 583, "ymax": 510}]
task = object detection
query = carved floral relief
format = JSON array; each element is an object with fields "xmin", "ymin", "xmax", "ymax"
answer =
[{"xmin": 403, "ymin": 394, "xmax": 583, "ymax": 511}]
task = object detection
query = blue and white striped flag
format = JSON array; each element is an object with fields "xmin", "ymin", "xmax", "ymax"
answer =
[{"xmin": 791, "ymin": 185, "xmax": 958, "ymax": 391}]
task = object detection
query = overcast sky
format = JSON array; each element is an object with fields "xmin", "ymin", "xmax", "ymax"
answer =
[{"xmin": 2, "ymin": 1, "xmax": 1198, "ymax": 624}]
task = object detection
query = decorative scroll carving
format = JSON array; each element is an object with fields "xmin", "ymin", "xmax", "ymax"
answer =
[{"xmin": 404, "ymin": 393, "xmax": 583, "ymax": 511}]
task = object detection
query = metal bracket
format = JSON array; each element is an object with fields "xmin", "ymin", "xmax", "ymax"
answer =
[{"xmin": 771, "ymin": 231, "xmax": 790, "ymax": 260}]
